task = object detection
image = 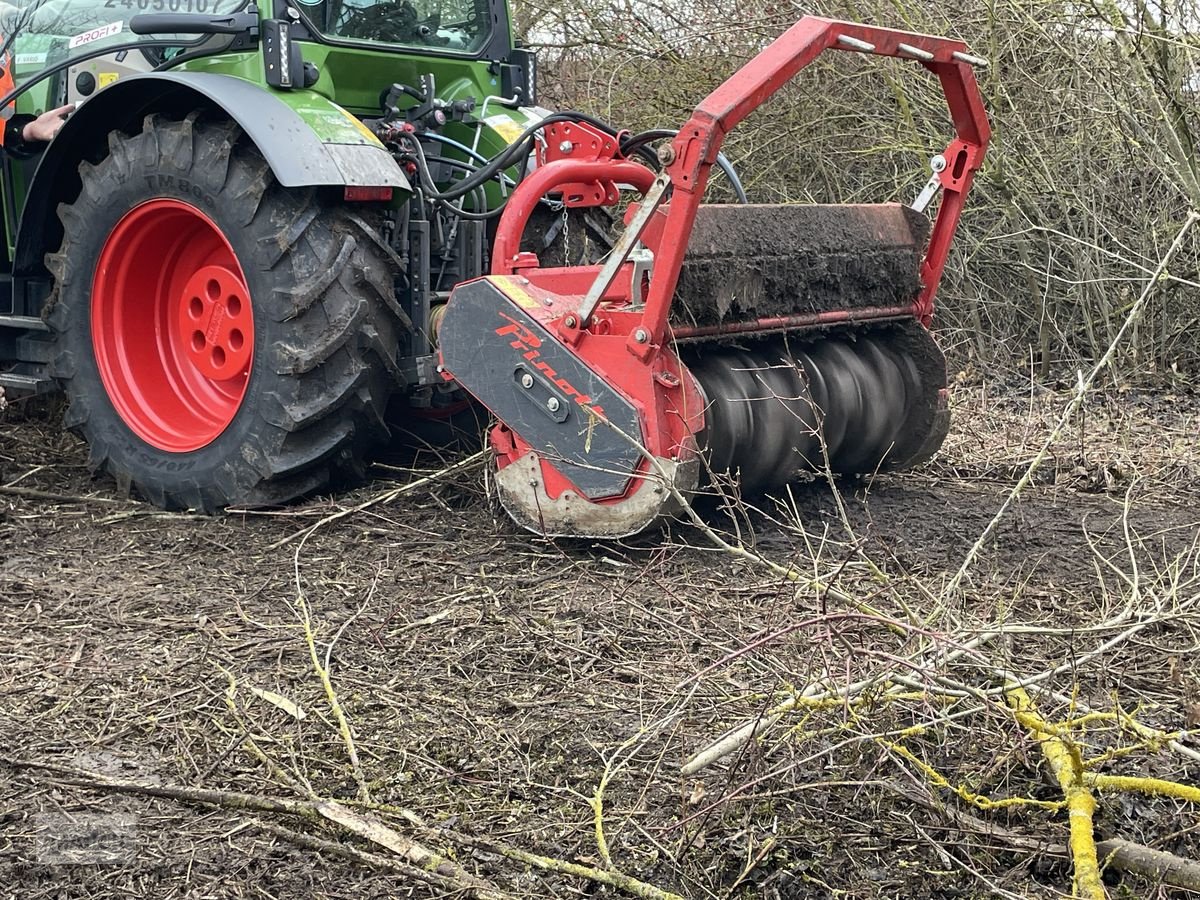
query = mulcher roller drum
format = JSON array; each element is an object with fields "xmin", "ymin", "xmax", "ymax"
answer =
[
  {"xmin": 671, "ymin": 204, "xmax": 931, "ymax": 328},
  {"xmin": 684, "ymin": 322, "xmax": 949, "ymax": 491},
  {"xmin": 674, "ymin": 203, "xmax": 948, "ymax": 488}
]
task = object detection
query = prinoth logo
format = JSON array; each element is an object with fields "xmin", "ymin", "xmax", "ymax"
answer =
[{"xmin": 495, "ymin": 312, "xmax": 606, "ymax": 416}]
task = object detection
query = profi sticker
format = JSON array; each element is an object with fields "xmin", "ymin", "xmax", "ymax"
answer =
[{"xmin": 68, "ymin": 22, "xmax": 123, "ymax": 50}]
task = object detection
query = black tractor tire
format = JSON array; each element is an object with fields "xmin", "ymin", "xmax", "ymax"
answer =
[{"xmin": 46, "ymin": 113, "xmax": 406, "ymax": 512}]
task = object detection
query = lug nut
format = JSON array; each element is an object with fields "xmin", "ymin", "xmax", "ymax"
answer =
[
  {"xmin": 546, "ymin": 397, "xmax": 561, "ymax": 412},
  {"xmin": 520, "ymin": 373, "xmax": 534, "ymax": 389},
  {"xmin": 633, "ymin": 328, "xmax": 649, "ymax": 343}
]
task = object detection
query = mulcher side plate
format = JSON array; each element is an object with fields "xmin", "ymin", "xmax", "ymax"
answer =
[{"xmin": 437, "ymin": 277, "xmax": 644, "ymax": 501}]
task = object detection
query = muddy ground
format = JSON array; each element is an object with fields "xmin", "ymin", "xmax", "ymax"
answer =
[{"xmin": 2, "ymin": 377, "xmax": 1200, "ymax": 899}]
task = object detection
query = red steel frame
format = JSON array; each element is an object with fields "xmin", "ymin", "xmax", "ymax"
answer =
[{"xmin": 491, "ymin": 16, "xmax": 990, "ymax": 341}]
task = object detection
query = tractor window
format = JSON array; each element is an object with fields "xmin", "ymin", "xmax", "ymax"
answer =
[{"xmin": 300, "ymin": 0, "xmax": 491, "ymax": 54}]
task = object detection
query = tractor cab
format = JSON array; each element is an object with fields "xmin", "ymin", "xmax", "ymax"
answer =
[{"xmin": 297, "ymin": 0, "xmax": 492, "ymax": 52}]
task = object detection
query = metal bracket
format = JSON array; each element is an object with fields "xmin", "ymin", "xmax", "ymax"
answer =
[
  {"xmin": 911, "ymin": 153, "xmax": 947, "ymax": 214},
  {"xmin": 515, "ymin": 366, "xmax": 570, "ymax": 423},
  {"xmin": 577, "ymin": 171, "xmax": 670, "ymax": 325},
  {"xmin": 629, "ymin": 246, "xmax": 654, "ymax": 306}
]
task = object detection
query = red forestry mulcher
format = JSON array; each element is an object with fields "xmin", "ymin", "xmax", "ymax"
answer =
[{"xmin": 438, "ymin": 18, "xmax": 989, "ymax": 536}]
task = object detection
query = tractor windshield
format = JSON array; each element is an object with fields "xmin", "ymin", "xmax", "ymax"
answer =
[
  {"xmin": 1, "ymin": 0, "xmax": 246, "ymax": 109},
  {"xmin": 297, "ymin": 0, "xmax": 492, "ymax": 54}
]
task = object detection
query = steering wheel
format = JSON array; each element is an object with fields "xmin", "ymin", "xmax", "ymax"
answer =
[{"xmin": 336, "ymin": 0, "xmax": 447, "ymax": 45}]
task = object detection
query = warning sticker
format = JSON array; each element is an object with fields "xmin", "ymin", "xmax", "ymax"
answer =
[
  {"xmin": 98, "ymin": 72, "xmax": 120, "ymax": 88},
  {"xmin": 484, "ymin": 114, "xmax": 527, "ymax": 145},
  {"xmin": 68, "ymin": 21, "xmax": 123, "ymax": 50}
]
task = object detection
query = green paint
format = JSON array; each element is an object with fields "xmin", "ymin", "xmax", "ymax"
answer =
[{"xmin": 2, "ymin": 0, "xmax": 533, "ymax": 256}]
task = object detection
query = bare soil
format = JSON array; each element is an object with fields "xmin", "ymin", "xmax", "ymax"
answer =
[{"xmin": 2, "ymin": 380, "xmax": 1200, "ymax": 899}]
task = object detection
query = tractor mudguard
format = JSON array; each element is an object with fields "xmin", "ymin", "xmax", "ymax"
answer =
[{"xmin": 14, "ymin": 70, "xmax": 408, "ymax": 275}]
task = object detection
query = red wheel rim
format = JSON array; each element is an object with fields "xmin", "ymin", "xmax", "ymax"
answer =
[{"xmin": 91, "ymin": 199, "xmax": 254, "ymax": 452}]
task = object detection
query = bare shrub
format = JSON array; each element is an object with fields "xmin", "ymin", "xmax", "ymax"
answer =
[{"xmin": 515, "ymin": 0, "xmax": 1200, "ymax": 381}]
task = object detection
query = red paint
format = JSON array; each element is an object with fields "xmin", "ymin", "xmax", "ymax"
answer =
[
  {"xmin": 343, "ymin": 185, "xmax": 394, "ymax": 202},
  {"xmin": 491, "ymin": 161, "xmax": 655, "ymax": 274},
  {"xmin": 482, "ymin": 277, "xmax": 704, "ymax": 504},
  {"xmin": 671, "ymin": 304, "xmax": 919, "ymax": 340},
  {"xmin": 91, "ymin": 199, "xmax": 254, "ymax": 452}
]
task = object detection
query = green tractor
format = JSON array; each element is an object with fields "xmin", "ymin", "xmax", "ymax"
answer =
[
  {"xmin": 0, "ymin": 0, "xmax": 552, "ymax": 509},
  {"xmin": 0, "ymin": 2, "xmax": 990, "ymax": 535}
]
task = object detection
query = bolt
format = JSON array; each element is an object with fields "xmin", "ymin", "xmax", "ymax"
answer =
[
  {"xmin": 656, "ymin": 144, "xmax": 676, "ymax": 166},
  {"xmin": 546, "ymin": 397, "xmax": 561, "ymax": 412},
  {"xmin": 633, "ymin": 328, "xmax": 649, "ymax": 343},
  {"xmin": 520, "ymin": 373, "xmax": 534, "ymax": 389},
  {"xmin": 558, "ymin": 140, "xmax": 573, "ymax": 154},
  {"xmin": 930, "ymin": 154, "xmax": 947, "ymax": 173},
  {"xmin": 563, "ymin": 315, "xmax": 577, "ymax": 328}
]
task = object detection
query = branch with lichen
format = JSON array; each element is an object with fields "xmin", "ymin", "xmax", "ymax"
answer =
[
  {"xmin": 294, "ymin": 590, "xmax": 371, "ymax": 802},
  {"xmin": 1006, "ymin": 685, "xmax": 1105, "ymax": 900}
]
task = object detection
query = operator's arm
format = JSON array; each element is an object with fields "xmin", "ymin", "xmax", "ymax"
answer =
[{"xmin": 2, "ymin": 104, "xmax": 74, "ymax": 157}]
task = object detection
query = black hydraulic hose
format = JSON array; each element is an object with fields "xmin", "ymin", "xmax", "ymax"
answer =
[
  {"xmin": 620, "ymin": 127, "xmax": 749, "ymax": 203},
  {"xmin": 406, "ymin": 109, "xmax": 643, "ymax": 202},
  {"xmin": 426, "ymin": 158, "xmax": 562, "ymax": 222},
  {"xmin": 405, "ymin": 108, "xmax": 667, "ymax": 203},
  {"xmin": 405, "ymin": 133, "xmax": 514, "ymax": 201},
  {"xmin": 621, "ymin": 128, "xmax": 676, "ymax": 157},
  {"xmin": 564, "ymin": 110, "xmax": 657, "ymax": 166},
  {"xmin": 419, "ymin": 156, "xmax": 509, "ymax": 220},
  {"xmin": 420, "ymin": 130, "xmax": 495, "ymax": 168},
  {"xmin": 436, "ymin": 199, "xmax": 508, "ymax": 221}
]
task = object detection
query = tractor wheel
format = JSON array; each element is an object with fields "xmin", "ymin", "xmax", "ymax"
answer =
[{"xmin": 46, "ymin": 113, "xmax": 405, "ymax": 511}]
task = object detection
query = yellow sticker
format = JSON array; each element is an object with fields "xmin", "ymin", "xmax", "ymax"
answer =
[
  {"xmin": 98, "ymin": 72, "xmax": 119, "ymax": 88},
  {"xmin": 499, "ymin": 276, "xmax": 542, "ymax": 309},
  {"xmin": 484, "ymin": 115, "xmax": 527, "ymax": 145},
  {"xmin": 334, "ymin": 103, "xmax": 385, "ymax": 148}
]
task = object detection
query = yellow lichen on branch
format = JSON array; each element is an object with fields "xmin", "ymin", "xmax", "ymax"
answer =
[
  {"xmin": 881, "ymin": 739, "xmax": 1066, "ymax": 812},
  {"xmin": 1087, "ymin": 774, "xmax": 1200, "ymax": 804},
  {"xmin": 295, "ymin": 591, "xmax": 371, "ymax": 802},
  {"xmin": 1006, "ymin": 686, "xmax": 1105, "ymax": 900}
]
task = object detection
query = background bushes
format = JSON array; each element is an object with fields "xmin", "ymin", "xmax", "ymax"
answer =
[{"xmin": 515, "ymin": 0, "xmax": 1200, "ymax": 382}]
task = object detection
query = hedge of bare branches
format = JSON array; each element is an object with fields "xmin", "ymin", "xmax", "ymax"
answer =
[{"xmin": 515, "ymin": 0, "xmax": 1200, "ymax": 381}]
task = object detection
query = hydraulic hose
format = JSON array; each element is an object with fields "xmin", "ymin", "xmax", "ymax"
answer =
[
  {"xmin": 406, "ymin": 110, "xmax": 639, "ymax": 202},
  {"xmin": 623, "ymin": 127, "xmax": 748, "ymax": 203}
]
